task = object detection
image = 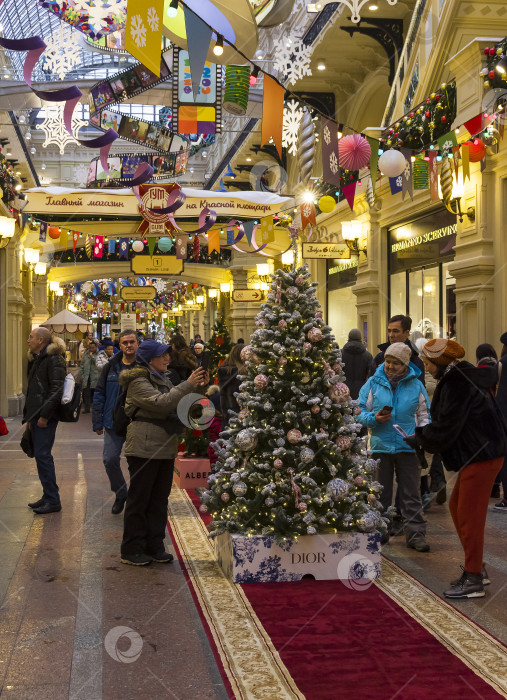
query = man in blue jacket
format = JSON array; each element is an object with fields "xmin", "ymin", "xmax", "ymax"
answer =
[
  {"xmin": 92, "ymin": 330, "xmax": 139, "ymax": 514},
  {"xmin": 358, "ymin": 342, "xmax": 431, "ymax": 552}
]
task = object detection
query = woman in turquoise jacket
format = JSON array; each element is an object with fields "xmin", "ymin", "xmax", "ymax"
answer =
[{"xmin": 358, "ymin": 342, "xmax": 431, "ymax": 551}]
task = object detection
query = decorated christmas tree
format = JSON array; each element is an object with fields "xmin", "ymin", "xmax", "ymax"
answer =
[
  {"xmin": 200, "ymin": 264, "xmax": 389, "ymax": 541},
  {"xmin": 208, "ymin": 307, "xmax": 232, "ymax": 381}
]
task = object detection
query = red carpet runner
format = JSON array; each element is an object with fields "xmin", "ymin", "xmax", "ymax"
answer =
[{"xmin": 167, "ymin": 489, "xmax": 506, "ymax": 700}]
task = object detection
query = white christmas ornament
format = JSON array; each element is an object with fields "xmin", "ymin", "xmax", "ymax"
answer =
[
  {"xmin": 39, "ymin": 103, "xmax": 87, "ymax": 154},
  {"xmin": 282, "ymin": 100, "xmax": 304, "ymax": 157},
  {"xmin": 43, "ymin": 25, "xmax": 83, "ymax": 80},
  {"xmin": 273, "ymin": 37, "xmax": 313, "ymax": 86}
]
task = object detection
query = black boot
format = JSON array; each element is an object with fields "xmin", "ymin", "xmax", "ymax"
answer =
[{"xmin": 444, "ymin": 571, "xmax": 485, "ymax": 599}]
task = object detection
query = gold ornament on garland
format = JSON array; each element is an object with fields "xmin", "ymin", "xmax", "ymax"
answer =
[
  {"xmin": 440, "ymin": 156, "xmax": 454, "ymax": 215},
  {"xmin": 85, "ymin": 235, "xmax": 92, "ymax": 259}
]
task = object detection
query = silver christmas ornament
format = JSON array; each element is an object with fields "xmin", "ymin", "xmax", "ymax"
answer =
[
  {"xmin": 236, "ymin": 429, "xmax": 258, "ymax": 451},
  {"xmin": 265, "ymin": 497, "xmax": 274, "ymax": 507},
  {"xmin": 327, "ymin": 478, "xmax": 350, "ymax": 501},
  {"xmin": 300, "ymin": 448, "xmax": 315, "ymax": 464},
  {"xmin": 232, "ymin": 481, "xmax": 248, "ymax": 497},
  {"xmin": 356, "ymin": 511, "xmax": 379, "ymax": 532}
]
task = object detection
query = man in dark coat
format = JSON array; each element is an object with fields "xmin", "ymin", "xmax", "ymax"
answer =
[
  {"xmin": 92, "ymin": 330, "xmax": 139, "ymax": 514},
  {"xmin": 23, "ymin": 327, "xmax": 66, "ymax": 514},
  {"xmin": 372, "ymin": 315, "xmax": 425, "ymax": 385},
  {"xmin": 341, "ymin": 329, "xmax": 373, "ymax": 399}
]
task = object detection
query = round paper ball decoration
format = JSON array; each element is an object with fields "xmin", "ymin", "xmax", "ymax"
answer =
[
  {"xmin": 158, "ymin": 237, "xmax": 173, "ymax": 252},
  {"xmin": 466, "ymin": 139, "xmax": 486, "ymax": 162},
  {"xmin": 132, "ymin": 240, "xmax": 144, "ymax": 253},
  {"xmin": 378, "ymin": 149, "xmax": 406, "ymax": 178},
  {"xmin": 318, "ymin": 195, "xmax": 336, "ymax": 213},
  {"xmin": 48, "ymin": 226, "xmax": 61, "ymax": 240},
  {"xmin": 338, "ymin": 134, "xmax": 372, "ymax": 171}
]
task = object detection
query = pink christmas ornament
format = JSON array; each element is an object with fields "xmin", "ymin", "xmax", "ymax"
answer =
[
  {"xmin": 298, "ymin": 502, "xmax": 307, "ymax": 512},
  {"xmin": 329, "ymin": 382, "xmax": 350, "ymax": 402},
  {"xmin": 308, "ymin": 327, "xmax": 323, "ymax": 342},
  {"xmin": 254, "ymin": 374, "xmax": 269, "ymax": 389},
  {"xmin": 311, "ymin": 405, "xmax": 320, "ymax": 414},
  {"xmin": 303, "ymin": 342, "xmax": 312, "ymax": 352},
  {"xmin": 278, "ymin": 357, "xmax": 288, "ymax": 366},
  {"xmin": 336, "ymin": 435, "xmax": 352, "ymax": 450},
  {"xmin": 255, "ymin": 319, "xmax": 266, "ymax": 327},
  {"xmin": 274, "ymin": 458, "xmax": 283, "ymax": 468},
  {"xmin": 221, "ymin": 492, "xmax": 230, "ymax": 502},
  {"xmin": 354, "ymin": 476, "xmax": 364, "ymax": 485},
  {"xmin": 287, "ymin": 429, "xmax": 302, "ymax": 444},
  {"xmin": 295, "ymin": 276, "xmax": 304, "ymax": 286},
  {"xmin": 200, "ymin": 504, "xmax": 208, "ymax": 513},
  {"xmin": 315, "ymin": 311, "xmax": 323, "ymax": 319},
  {"xmin": 338, "ymin": 133, "xmax": 372, "ymax": 171},
  {"xmin": 278, "ymin": 319, "xmax": 287, "ymax": 328}
]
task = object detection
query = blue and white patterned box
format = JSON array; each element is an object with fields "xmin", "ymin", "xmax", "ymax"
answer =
[{"xmin": 214, "ymin": 532, "xmax": 382, "ymax": 583}]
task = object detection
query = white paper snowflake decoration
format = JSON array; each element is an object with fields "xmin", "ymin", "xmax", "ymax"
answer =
[
  {"xmin": 329, "ymin": 151, "xmax": 339, "ymax": 174},
  {"xmin": 282, "ymin": 100, "xmax": 304, "ymax": 156},
  {"xmin": 273, "ymin": 37, "xmax": 313, "ymax": 86},
  {"xmin": 78, "ymin": 0, "xmax": 127, "ymax": 34},
  {"xmin": 73, "ymin": 163, "xmax": 89, "ymax": 186},
  {"xmin": 153, "ymin": 278, "xmax": 167, "ymax": 295},
  {"xmin": 38, "ymin": 103, "xmax": 87, "ymax": 155},
  {"xmin": 147, "ymin": 6, "xmax": 160, "ymax": 32},
  {"xmin": 43, "ymin": 25, "xmax": 83, "ymax": 80}
]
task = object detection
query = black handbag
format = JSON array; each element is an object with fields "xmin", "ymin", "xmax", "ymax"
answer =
[{"xmin": 20, "ymin": 429, "xmax": 34, "ymax": 458}]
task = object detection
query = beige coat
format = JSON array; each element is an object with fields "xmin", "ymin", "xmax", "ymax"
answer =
[{"xmin": 119, "ymin": 366, "xmax": 198, "ymax": 459}]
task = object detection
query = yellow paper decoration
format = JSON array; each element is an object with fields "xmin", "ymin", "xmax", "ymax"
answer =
[
  {"xmin": 125, "ymin": 0, "xmax": 164, "ymax": 76},
  {"xmin": 260, "ymin": 215, "xmax": 275, "ymax": 244}
]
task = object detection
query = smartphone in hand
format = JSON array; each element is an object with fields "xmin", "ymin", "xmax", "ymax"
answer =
[
  {"xmin": 200, "ymin": 353, "xmax": 210, "ymax": 372},
  {"xmin": 380, "ymin": 405, "xmax": 393, "ymax": 415}
]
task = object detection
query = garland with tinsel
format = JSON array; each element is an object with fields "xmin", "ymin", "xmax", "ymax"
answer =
[
  {"xmin": 380, "ymin": 82, "xmax": 457, "ymax": 151},
  {"xmin": 482, "ymin": 39, "xmax": 507, "ymax": 90}
]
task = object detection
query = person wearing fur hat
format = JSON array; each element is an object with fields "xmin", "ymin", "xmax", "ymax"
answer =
[
  {"xmin": 406, "ymin": 338, "xmax": 506, "ymax": 599},
  {"xmin": 358, "ymin": 342, "xmax": 431, "ymax": 551},
  {"xmin": 119, "ymin": 340, "xmax": 208, "ymax": 566},
  {"xmin": 23, "ymin": 327, "xmax": 67, "ymax": 514}
]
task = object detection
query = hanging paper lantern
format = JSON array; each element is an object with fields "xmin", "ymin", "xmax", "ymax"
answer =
[
  {"xmin": 48, "ymin": 226, "xmax": 61, "ymax": 240},
  {"xmin": 465, "ymin": 139, "xmax": 486, "ymax": 162},
  {"xmin": 223, "ymin": 65, "xmax": 251, "ymax": 116},
  {"xmin": 193, "ymin": 235, "xmax": 200, "ymax": 261},
  {"xmin": 132, "ymin": 240, "xmax": 144, "ymax": 253},
  {"xmin": 338, "ymin": 134, "xmax": 372, "ymax": 171},
  {"xmin": 378, "ymin": 150, "xmax": 406, "ymax": 178},
  {"xmin": 318, "ymin": 196, "xmax": 336, "ymax": 213},
  {"xmin": 158, "ymin": 237, "xmax": 173, "ymax": 252}
]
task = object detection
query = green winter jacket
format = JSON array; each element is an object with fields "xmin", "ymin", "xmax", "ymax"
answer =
[
  {"xmin": 119, "ymin": 366, "xmax": 201, "ymax": 459},
  {"xmin": 80, "ymin": 350, "xmax": 100, "ymax": 389}
]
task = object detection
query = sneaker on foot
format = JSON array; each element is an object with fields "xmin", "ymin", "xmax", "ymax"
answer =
[
  {"xmin": 111, "ymin": 497, "xmax": 126, "ymax": 515},
  {"xmin": 120, "ymin": 553, "xmax": 151, "ymax": 566},
  {"xmin": 493, "ymin": 499, "xmax": 507, "ymax": 511},
  {"xmin": 407, "ymin": 539, "xmax": 430, "ymax": 552},
  {"xmin": 421, "ymin": 492, "xmax": 432, "ymax": 511},
  {"xmin": 451, "ymin": 564, "xmax": 490, "ymax": 587},
  {"xmin": 149, "ymin": 551, "xmax": 174, "ymax": 563},
  {"xmin": 444, "ymin": 572, "xmax": 485, "ymax": 599}
]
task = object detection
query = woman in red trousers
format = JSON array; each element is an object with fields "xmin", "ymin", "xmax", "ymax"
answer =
[{"xmin": 405, "ymin": 338, "xmax": 506, "ymax": 599}]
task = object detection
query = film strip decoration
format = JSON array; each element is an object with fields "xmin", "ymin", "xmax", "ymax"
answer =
[
  {"xmin": 86, "ymin": 151, "xmax": 189, "ymax": 187},
  {"xmin": 87, "ymin": 50, "xmax": 185, "ymax": 157},
  {"xmin": 172, "ymin": 48, "xmax": 223, "ymax": 137}
]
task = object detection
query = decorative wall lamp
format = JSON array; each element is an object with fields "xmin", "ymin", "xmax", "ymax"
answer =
[
  {"xmin": 0, "ymin": 216, "xmax": 15, "ymax": 248},
  {"xmin": 24, "ymin": 247, "xmax": 40, "ymax": 266},
  {"xmin": 439, "ymin": 172, "xmax": 475, "ymax": 223},
  {"xmin": 208, "ymin": 288, "xmax": 219, "ymax": 299},
  {"xmin": 281, "ymin": 249, "xmax": 295, "ymax": 267},
  {"xmin": 341, "ymin": 221, "xmax": 367, "ymax": 256},
  {"xmin": 220, "ymin": 282, "xmax": 232, "ymax": 294}
]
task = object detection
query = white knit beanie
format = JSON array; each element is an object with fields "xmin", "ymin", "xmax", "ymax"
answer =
[{"xmin": 385, "ymin": 342, "xmax": 411, "ymax": 366}]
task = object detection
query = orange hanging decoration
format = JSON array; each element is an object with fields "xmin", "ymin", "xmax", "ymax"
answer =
[
  {"xmin": 465, "ymin": 138, "xmax": 486, "ymax": 162},
  {"xmin": 48, "ymin": 226, "xmax": 61, "ymax": 240}
]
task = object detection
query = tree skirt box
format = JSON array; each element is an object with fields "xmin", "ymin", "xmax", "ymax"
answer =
[
  {"xmin": 214, "ymin": 531, "xmax": 382, "ymax": 583},
  {"xmin": 174, "ymin": 455, "xmax": 211, "ymax": 489}
]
